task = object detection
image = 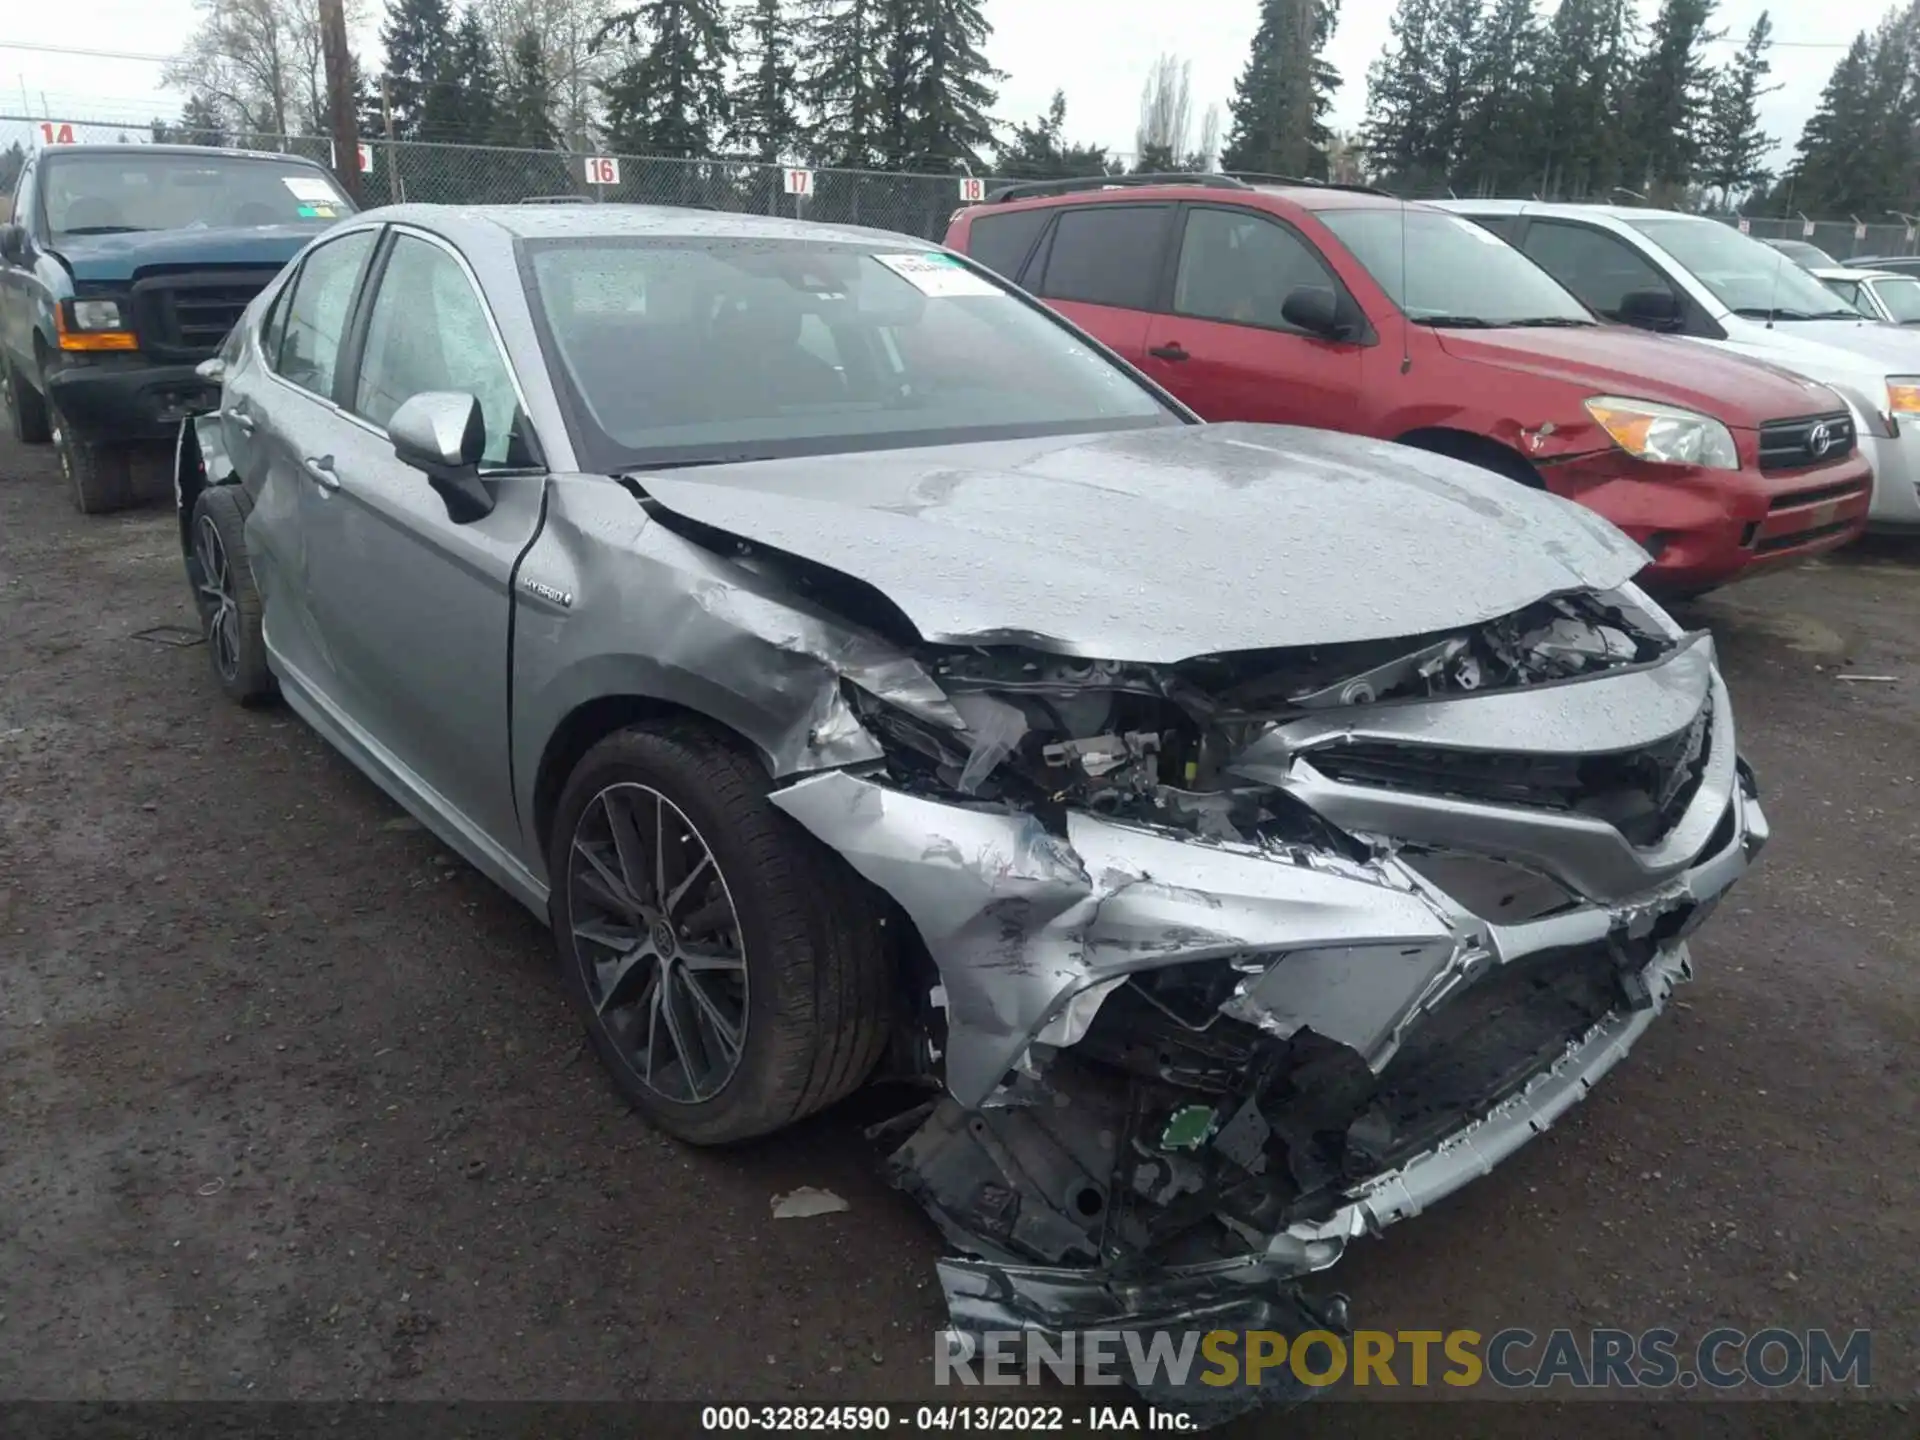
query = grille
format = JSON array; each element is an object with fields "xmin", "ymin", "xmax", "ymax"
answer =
[
  {"xmin": 129, "ymin": 269, "xmax": 278, "ymax": 360},
  {"xmin": 1757, "ymin": 411, "xmax": 1855, "ymax": 472},
  {"xmin": 1307, "ymin": 700, "xmax": 1712, "ymax": 847}
]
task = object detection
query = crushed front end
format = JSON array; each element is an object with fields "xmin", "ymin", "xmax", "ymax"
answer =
[{"xmin": 768, "ymin": 581, "xmax": 1766, "ymax": 1382}]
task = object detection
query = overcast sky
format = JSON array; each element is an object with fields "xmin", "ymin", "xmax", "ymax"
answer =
[{"xmin": 0, "ymin": 0, "xmax": 1854, "ymax": 172}]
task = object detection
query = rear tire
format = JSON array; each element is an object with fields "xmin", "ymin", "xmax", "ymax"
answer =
[
  {"xmin": 54, "ymin": 408, "xmax": 134, "ymax": 514},
  {"xmin": 2, "ymin": 351, "xmax": 52, "ymax": 445},
  {"xmin": 548, "ymin": 723, "xmax": 896, "ymax": 1145},
  {"xmin": 188, "ymin": 485, "xmax": 275, "ymax": 705}
]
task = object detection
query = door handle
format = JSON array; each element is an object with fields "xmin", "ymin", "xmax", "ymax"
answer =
[
  {"xmin": 303, "ymin": 455, "xmax": 340, "ymax": 491},
  {"xmin": 1147, "ymin": 342, "xmax": 1189, "ymax": 362},
  {"xmin": 224, "ymin": 407, "xmax": 255, "ymax": 435}
]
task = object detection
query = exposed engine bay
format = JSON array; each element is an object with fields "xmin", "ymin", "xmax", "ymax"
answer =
[{"xmin": 765, "ymin": 575, "xmax": 1764, "ymax": 1394}]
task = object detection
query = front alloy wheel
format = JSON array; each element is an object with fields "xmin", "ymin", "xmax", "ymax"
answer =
[
  {"xmin": 568, "ymin": 782, "xmax": 750, "ymax": 1104},
  {"xmin": 548, "ymin": 724, "xmax": 896, "ymax": 1145}
]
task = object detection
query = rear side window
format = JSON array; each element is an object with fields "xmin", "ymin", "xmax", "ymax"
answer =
[
  {"xmin": 1522, "ymin": 221, "xmax": 1674, "ymax": 319},
  {"xmin": 964, "ymin": 209, "xmax": 1050, "ymax": 282},
  {"xmin": 1466, "ymin": 214, "xmax": 1518, "ymax": 241},
  {"xmin": 1031, "ymin": 206, "xmax": 1172, "ymax": 310}
]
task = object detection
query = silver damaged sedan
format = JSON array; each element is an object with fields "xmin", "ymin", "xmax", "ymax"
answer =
[{"xmin": 175, "ymin": 204, "xmax": 1767, "ymax": 1368}]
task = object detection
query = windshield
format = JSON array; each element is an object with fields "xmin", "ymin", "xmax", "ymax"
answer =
[
  {"xmin": 1873, "ymin": 276, "xmax": 1920, "ymax": 323},
  {"xmin": 1319, "ymin": 207, "xmax": 1594, "ymax": 326},
  {"xmin": 41, "ymin": 152, "xmax": 352, "ymax": 239},
  {"xmin": 522, "ymin": 238, "xmax": 1180, "ymax": 470},
  {"xmin": 1626, "ymin": 217, "xmax": 1857, "ymax": 319}
]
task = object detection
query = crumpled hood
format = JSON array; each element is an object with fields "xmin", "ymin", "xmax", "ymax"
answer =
[
  {"xmin": 637, "ymin": 423, "xmax": 1647, "ymax": 662},
  {"xmin": 1433, "ymin": 324, "xmax": 1840, "ymax": 423},
  {"xmin": 55, "ymin": 224, "xmax": 326, "ymax": 283}
]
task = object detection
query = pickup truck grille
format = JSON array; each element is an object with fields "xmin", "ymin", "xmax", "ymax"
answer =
[
  {"xmin": 130, "ymin": 269, "xmax": 279, "ymax": 361},
  {"xmin": 1757, "ymin": 411, "xmax": 1856, "ymax": 472}
]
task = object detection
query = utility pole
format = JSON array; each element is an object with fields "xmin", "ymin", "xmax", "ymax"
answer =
[
  {"xmin": 381, "ymin": 76, "xmax": 403, "ymax": 204},
  {"xmin": 319, "ymin": 0, "xmax": 363, "ymax": 206}
]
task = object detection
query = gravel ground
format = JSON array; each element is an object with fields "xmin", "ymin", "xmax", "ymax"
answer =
[{"xmin": 2, "ymin": 430, "xmax": 1916, "ymax": 1430}]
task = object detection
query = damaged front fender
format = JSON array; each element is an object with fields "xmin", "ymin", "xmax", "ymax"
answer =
[{"xmin": 770, "ymin": 769, "xmax": 1459, "ymax": 1109}]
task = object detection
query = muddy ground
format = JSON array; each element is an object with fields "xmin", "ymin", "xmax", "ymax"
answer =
[{"xmin": 2, "ymin": 429, "xmax": 1916, "ymax": 1431}]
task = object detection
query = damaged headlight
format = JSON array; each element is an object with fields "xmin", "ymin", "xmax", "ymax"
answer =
[{"xmin": 1585, "ymin": 395, "xmax": 1739, "ymax": 471}]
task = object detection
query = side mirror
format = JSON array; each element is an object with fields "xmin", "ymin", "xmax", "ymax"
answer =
[
  {"xmin": 389, "ymin": 391, "xmax": 495, "ymax": 521},
  {"xmin": 1617, "ymin": 288, "xmax": 1682, "ymax": 330},
  {"xmin": 0, "ymin": 224, "xmax": 27, "ymax": 265},
  {"xmin": 1281, "ymin": 284, "xmax": 1348, "ymax": 340}
]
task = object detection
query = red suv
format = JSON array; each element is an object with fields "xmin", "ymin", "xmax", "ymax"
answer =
[{"xmin": 945, "ymin": 177, "xmax": 1872, "ymax": 593}]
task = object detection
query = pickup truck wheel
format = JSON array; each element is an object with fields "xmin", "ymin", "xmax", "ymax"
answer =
[
  {"xmin": 188, "ymin": 486, "xmax": 274, "ymax": 705},
  {"xmin": 549, "ymin": 724, "xmax": 895, "ymax": 1146},
  {"xmin": 53, "ymin": 414, "xmax": 135, "ymax": 514},
  {"xmin": 1, "ymin": 353, "xmax": 51, "ymax": 445}
]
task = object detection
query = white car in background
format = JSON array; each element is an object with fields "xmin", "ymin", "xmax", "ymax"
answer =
[
  {"xmin": 1441, "ymin": 201, "xmax": 1920, "ymax": 532},
  {"xmin": 1815, "ymin": 266, "xmax": 1920, "ymax": 327}
]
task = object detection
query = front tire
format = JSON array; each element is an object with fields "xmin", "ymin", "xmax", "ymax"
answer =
[
  {"xmin": 54, "ymin": 409, "xmax": 133, "ymax": 514},
  {"xmin": 188, "ymin": 486, "xmax": 274, "ymax": 705},
  {"xmin": 2, "ymin": 351, "xmax": 52, "ymax": 444},
  {"xmin": 548, "ymin": 724, "xmax": 895, "ymax": 1145}
]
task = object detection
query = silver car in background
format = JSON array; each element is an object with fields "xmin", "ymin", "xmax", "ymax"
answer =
[{"xmin": 176, "ymin": 204, "xmax": 1766, "ymax": 1389}]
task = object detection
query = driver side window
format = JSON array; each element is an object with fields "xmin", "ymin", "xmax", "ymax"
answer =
[
  {"xmin": 351, "ymin": 234, "xmax": 522, "ymax": 467},
  {"xmin": 1173, "ymin": 208, "xmax": 1338, "ymax": 332},
  {"xmin": 1522, "ymin": 221, "xmax": 1674, "ymax": 322}
]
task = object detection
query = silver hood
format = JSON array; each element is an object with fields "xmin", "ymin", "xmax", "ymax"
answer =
[
  {"xmin": 638, "ymin": 423, "xmax": 1647, "ymax": 662},
  {"xmin": 1720, "ymin": 316, "xmax": 1920, "ymax": 379}
]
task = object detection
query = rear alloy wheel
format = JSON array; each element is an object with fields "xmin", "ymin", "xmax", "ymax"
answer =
[
  {"xmin": 188, "ymin": 486, "xmax": 274, "ymax": 705},
  {"xmin": 549, "ymin": 725, "xmax": 895, "ymax": 1145},
  {"xmin": 53, "ymin": 410, "xmax": 134, "ymax": 514},
  {"xmin": 2, "ymin": 351, "xmax": 52, "ymax": 444}
]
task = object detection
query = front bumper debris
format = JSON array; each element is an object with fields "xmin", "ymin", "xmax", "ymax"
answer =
[{"xmin": 770, "ymin": 620, "xmax": 1768, "ymax": 1388}]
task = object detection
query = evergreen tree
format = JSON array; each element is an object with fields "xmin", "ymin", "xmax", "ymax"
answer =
[
  {"xmin": 1455, "ymin": 0, "xmax": 1547, "ymax": 195},
  {"xmin": 1701, "ymin": 11, "xmax": 1776, "ymax": 207},
  {"xmin": 0, "ymin": 141, "xmax": 25, "ymax": 196},
  {"xmin": 597, "ymin": 0, "xmax": 734, "ymax": 160},
  {"xmin": 1627, "ymin": 0, "xmax": 1721, "ymax": 190},
  {"xmin": 732, "ymin": 0, "xmax": 803, "ymax": 163},
  {"xmin": 801, "ymin": 0, "xmax": 887, "ymax": 167},
  {"xmin": 493, "ymin": 27, "xmax": 561, "ymax": 149},
  {"xmin": 996, "ymin": 90, "xmax": 1112, "ymax": 178},
  {"xmin": 421, "ymin": 7, "xmax": 497, "ymax": 143},
  {"xmin": 1221, "ymin": 0, "xmax": 1343, "ymax": 178},
  {"xmin": 901, "ymin": 0, "xmax": 1001, "ymax": 170},
  {"xmin": 876, "ymin": 0, "xmax": 919, "ymax": 169},
  {"xmin": 381, "ymin": 0, "xmax": 457, "ymax": 140},
  {"xmin": 1362, "ymin": 0, "xmax": 1443, "ymax": 188},
  {"xmin": 1785, "ymin": 33, "xmax": 1877, "ymax": 214},
  {"xmin": 177, "ymin": 93, "xmax": 230, "ymax": 146},
  {"xmin": 1531, "ymin": 0, "xmax": 1639, "ymax": 199}
]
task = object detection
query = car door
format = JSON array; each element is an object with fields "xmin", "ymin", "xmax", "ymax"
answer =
[
  {"xmin": 232, "ymin": 225, "xmax": 380, "ymax": 696},
  {"xmin": 1137, "ymin": 204, "xmax": 1364, "ymax": 429},
  {"xmin": 302, "ymin": 225, "xmax": 547, "ymax": 855},
  {"xmin": 1021, "ymin": 204, "xmax": 1173, "ymax": 364}
]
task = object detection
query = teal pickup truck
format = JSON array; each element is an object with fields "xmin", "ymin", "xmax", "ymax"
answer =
[{"xmin": 0, "ymin": 143, "xmax": 355, "ymax": 512}]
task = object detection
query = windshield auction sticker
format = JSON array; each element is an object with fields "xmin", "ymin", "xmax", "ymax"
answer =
[
  {"xmin": 283, "ymin": 175, "xmax": 342, "ymax": 204},
  {"xmin": 872, "ymin": 252, "xmax": 1003, "ymax": 297}
]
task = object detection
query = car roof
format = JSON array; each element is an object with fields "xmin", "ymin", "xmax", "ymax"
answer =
[
  {"xmin": 1814, "ymin": 266, "xmax": 1903, "ymax": 282},
  {"xmin": 39, "ymin": 142, "xmax": 324, "ymax": 165},
  {"xmin": 358, "ymin": 201, "xmax": 927, "ymax": 249},
  {"xmin": 962, "ymin": 181, "xmax": 1428, "ymax": 223}
]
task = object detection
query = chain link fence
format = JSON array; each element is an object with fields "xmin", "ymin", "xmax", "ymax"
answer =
[
  {"xmin": 1, "ymin": 116, "xmax": 982, "ymax": 241},
  {"xmin": 6, "ymin": 113, "xmax": 1918, "ymax": 261}
]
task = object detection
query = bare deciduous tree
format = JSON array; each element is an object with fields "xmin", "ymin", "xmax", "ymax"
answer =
[
  {"xmin": 476, "ymin": 0, "xmax": 617, "ymax": 150},
  {"xmin": 165, "ymin": 0, "xmax": 367, "ymax": 139},
  {"xmin": 1134, "ymin": 52, "xmax": 1193, "ymax": 169}
]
